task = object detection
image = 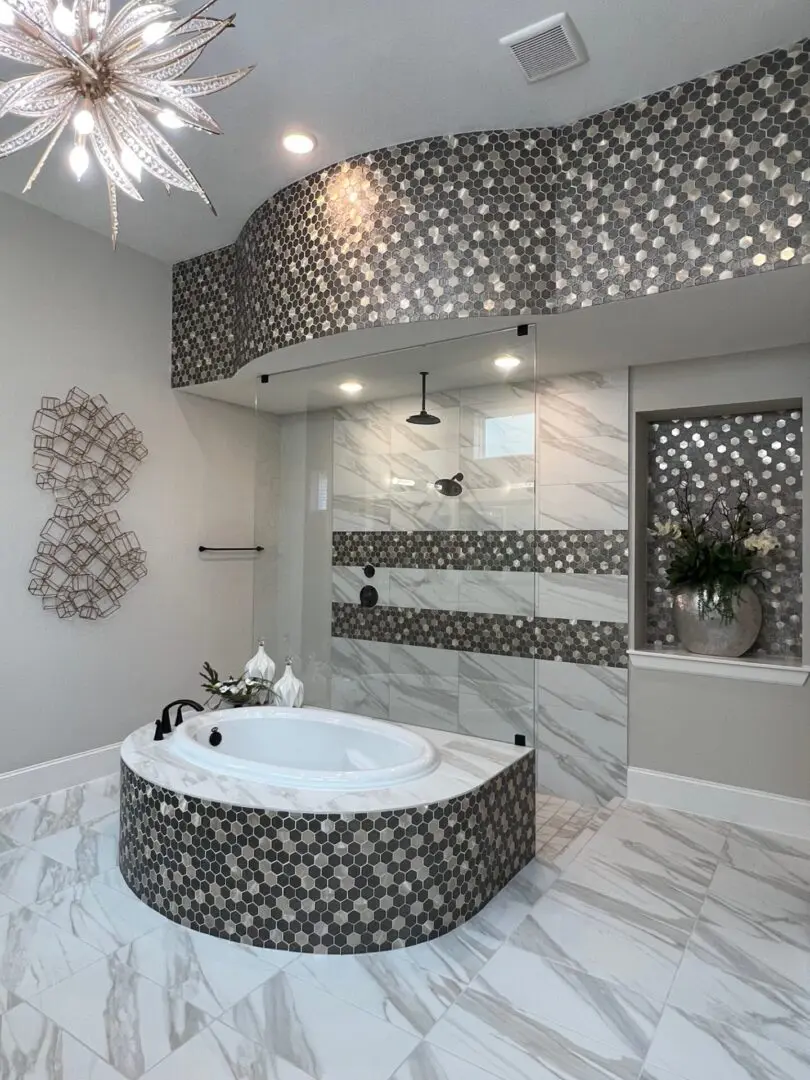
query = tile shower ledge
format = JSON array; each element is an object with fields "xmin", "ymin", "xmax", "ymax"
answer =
[
  {"xmin": 629, "ymin": 648, "xmax": 810, "ymax": 686},
  {"xmin": 120, "ymin": 720, "xmax": 531, "ymax": 813}
]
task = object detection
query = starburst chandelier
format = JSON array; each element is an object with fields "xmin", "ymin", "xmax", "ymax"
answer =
[{"xmin": 0, "ymin": 0, "xmax": 253, "ymax": 244}]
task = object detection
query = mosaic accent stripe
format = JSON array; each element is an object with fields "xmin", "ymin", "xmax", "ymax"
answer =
[
  {"xmin": 172, "ymin": 40, "xmax": 810, "ymax": 387},
  {"xmin": 332, "ymin": 603, "xmax": 628, "ymax": 668},
  {"xmin": 120, "ymin": 755, "xmax": 535, "ymax": 954},
  {"xmin": 332, "ymin": 530, "xmax": 629, "ymax": 575}
]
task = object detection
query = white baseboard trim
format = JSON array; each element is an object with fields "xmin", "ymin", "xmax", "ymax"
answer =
[
  {"xmin": 627, "ymin": 767, "xmax": 810, "ymax": 839},
  {"xmin": 0, "ymin": 743, "xmax": 121, "ymax": 810}
]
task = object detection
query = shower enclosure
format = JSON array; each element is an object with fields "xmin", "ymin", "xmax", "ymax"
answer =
[{"xmin": 253, "ymin": 324, "xmax": 630, "ymax": 804}]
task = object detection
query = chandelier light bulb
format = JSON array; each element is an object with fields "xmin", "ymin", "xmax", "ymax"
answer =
[
  {"xmin": 142, "ymin": 20, "xmax": 170, "ymax": 45},
  {"xmin": 0, "ymin": 2, "xmax": 14, "ymax": 26},
  {"xmin": 73, "ymin": 108, "xmax": 95, "ymax": 136},
  {"xmin": 121, "ymin": 146, "xmax": 143, "ymax": 180},
  {"xmin": 157, "ymin": 108, "xmax": 184, "ymax": 129},
  {"xmin": 88, "ymin": 10, "xmax": 101, "ymax": 28},
  {"xmin": 52, "ymin": 3, "xmax": 76, "ymax": 35},
  {"xmin": 69, "ymin": 143, "xmax": 90, "ymax": 180}
]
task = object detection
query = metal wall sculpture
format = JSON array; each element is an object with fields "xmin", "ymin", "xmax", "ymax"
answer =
[{"xmin": 29, "ymin": 388, "xmax": 148, "ymax": 620}]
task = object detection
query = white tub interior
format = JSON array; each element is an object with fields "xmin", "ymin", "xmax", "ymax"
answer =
[{"xmin": 167, "ymin": 706, "xmax": 440, "ymax": 790}]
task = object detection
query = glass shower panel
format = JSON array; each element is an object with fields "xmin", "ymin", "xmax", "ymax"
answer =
[{"xmin": 253, "ymin": 324, "xmax": 538, "ymax": 747}]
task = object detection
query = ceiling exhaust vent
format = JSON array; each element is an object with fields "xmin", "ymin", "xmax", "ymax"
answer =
[{"xmin": 500, "ymin": 13, "xmax": 588, "ymax": 84}]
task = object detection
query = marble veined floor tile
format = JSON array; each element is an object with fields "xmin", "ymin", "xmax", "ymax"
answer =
[
  {"xmin": 427, "ymin": 983, "xmax": 642, "ymax": 1080},
  {"xmin": 0, "ymin": 893, "xmax": 20, "ymax": 920},
  {"xmin": 83, "ymin": 773, "xmax": 120, "ymax": 798},
  {"xmin": 93, "ymin": 866, "xmax": 131, "ymax": 895},
  {"xmin": 644, "ymin": 1006, "xmax": 810, "ymax": 1080},
  {"xmin": 667, "ymin": 949, "xmax": 810, "ymax": 1053},
  {"xmin": 117, "ymin": 922, "xmax": 284, "ymax": 1015},
  {"xmin": 703, "ymin": 864, "xmax": 810, "ymax": 948},
  {"xmin": 0, "ymin": 1001, "xmax": 127, "ymax": 1080},
  {"xmin": 466, "ymin": 943, "xmax": 661, "ymax": 1059},
  {"xmin": 560, "ymin": 842, "xmax": 704, "ymax": 936},
  {"xmin": 29, "ymin": 824, "xmax": 119, "ymax": 877},
  {"xmin": 573, "ymin": 806, "xmax": 725, "ymax": 908},
  {"xmin": 402, "ymin": 910, "xmax": 505, "ymax": 986},
  {"xmin": 599, "ymin": 804, "xmax": 728, "ymax": 865},
  {"xmin": 32, "ymin": 954, "xmax": 211, "ymax": 1080},
  {"xmin": 688, "ymin": 918, "xmax": 810, "ymax": 1000},
  {"xmin": 141, "ymin": 1019, "xmax": 316, "ymax": 1080},
  {"xmin": 513, "ymin": 878, "xmax": 689, "ymax": 1004},
  {"xmin": 0, "ymin": 787, "xmax": 116, "ymax": 845},
  {"xmin": 475, "ymin": 859, "xmax": 559, "ymax": 940},
  {"xmin": 30, "ymin": 878, "xmax": 166, "ymax": 954},
  {"xmin": 389, "ymin": 1041, "xmax": 510, "ymax": 1080},
  {"xmin": 88, "ymin": 812, "xmax": 120, "ymax": 840},
  {"xmin": 0, "ymin": 835, "xmax": 17, "ymax": 860},
  {"xmin": 722, "ymin": 826, "xmax": 810, "ymax": 888},
  {"xmin": 0, "ymin": 908, "xmax": 101, "ymax": 1000},
  {"xmin": 0, "ymin": 848, "xmax": 79, "ymax": 906},
  {"xmin": 220, "ymin": 972, "xmax": 418, "ymax": 1080},
  {"xmin": 288, "ymin": 950, "xmax": 464, "ymax": 1037}
]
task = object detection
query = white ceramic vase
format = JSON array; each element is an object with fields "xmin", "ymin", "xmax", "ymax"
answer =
[
  {"xmin": 274, "ymin": 660, "xmax": 304, "ymax": 707},
  {"xmin": 244, "ymin": 641, "xmax": 275, "ymax": 683}
]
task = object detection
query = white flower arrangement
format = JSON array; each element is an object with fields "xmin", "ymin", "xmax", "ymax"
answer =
[{"xmin": 200, "ymin": 662, "xmax": 275, "ymax": 708}]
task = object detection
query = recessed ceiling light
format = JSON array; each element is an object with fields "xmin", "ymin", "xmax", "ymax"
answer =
[
  {"xmin": 339, "ymin": 381, "xmax": 363, "ymax": 395},
  {"xmin": 283, "ymin": 131, "xmax": 316, "ymax": 155},
  {"xmin": 494, "ymin": 355, "xmax": 522, "ymax": 371}
]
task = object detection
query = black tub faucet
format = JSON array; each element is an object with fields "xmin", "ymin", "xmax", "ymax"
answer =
[{"xmin": 156, "ymin": 699, "xmax": 205, "ymax": 738}]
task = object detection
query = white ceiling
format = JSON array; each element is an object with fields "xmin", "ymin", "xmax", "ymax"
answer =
[
  {"xmin": 185, "ymin": 266, "xmax": 810, "ymax": 414},
  {"xmin": 0, "ymin": 0, "xmax": 808, "ymax": 264}
]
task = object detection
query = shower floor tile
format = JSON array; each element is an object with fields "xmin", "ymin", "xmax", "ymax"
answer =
[{"xmin": 2, "ymin": 773, "xmax": 809, "ymax": 1080}]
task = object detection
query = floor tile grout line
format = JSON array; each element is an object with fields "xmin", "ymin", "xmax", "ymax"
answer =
[{"xmin": 634, "ymin": 844, "xmax": 729, "ymax": 1080}]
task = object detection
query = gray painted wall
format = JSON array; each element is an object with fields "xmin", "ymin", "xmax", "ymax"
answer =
[
  {"xmin": 0, "ymin": 193, "xmax": 258, "ymax": 774},
  {"xmin": 629, "ymin": 345, "xmax": 810, "ymax": 798}
]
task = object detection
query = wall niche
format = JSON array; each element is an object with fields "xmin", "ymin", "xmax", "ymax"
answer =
[{"xmin": 646, "ymin": 409, "xmax": 803, "ymax": 658}]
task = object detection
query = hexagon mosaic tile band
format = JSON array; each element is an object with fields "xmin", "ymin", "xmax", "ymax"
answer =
[
  {"xmin": 119, "ymin": 755, "xmax": 535, "ymax": 954},
  {"xmin": 332, "ymin": 603, "xmax": 629, "ymax": 668},
  {"xmin": 172, "ymin": 39, "xmax": 810, "ymax": 388},
  {"xmin": 333, "ymin": 529, "xmax": 629, "ymax": 575},
  {"xmin": 647, "ymin": 409, "xmax": 803, "ymax": 657}
]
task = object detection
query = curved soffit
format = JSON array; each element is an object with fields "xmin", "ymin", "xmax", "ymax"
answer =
[{"xmin": 171, "ymin": 39, "xmax": 810, "ymax": 389}]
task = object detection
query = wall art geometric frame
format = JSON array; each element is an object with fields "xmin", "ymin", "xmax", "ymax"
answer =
[{"xmin": 29, "ymin": 388, "xmax": 148, "ymax": 620}]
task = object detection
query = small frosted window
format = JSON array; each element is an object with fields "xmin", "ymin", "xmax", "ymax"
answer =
[
  {"xmin": 483, "ymin": 414, "xmax": 534, "ymax": 458},
  {"xmin": 311, "ymin": 471, "xmax": 329, "ymax": 512}
]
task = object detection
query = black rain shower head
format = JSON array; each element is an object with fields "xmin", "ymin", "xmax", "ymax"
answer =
[
  {"xmin": 435, "ymin": 473, "xmax": 464, "ymax": 497},
  {"xmin": 406, "ymin": 371, "xmax": 441, "ymax": 426}
]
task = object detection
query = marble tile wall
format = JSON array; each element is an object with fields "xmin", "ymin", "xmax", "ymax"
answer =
[{"xmin": 330, "ymin": 371, "xmax": 630, "ymax": 805}]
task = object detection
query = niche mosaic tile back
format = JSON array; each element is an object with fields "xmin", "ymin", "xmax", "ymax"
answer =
[
  {"xmin": 119, "ymin": 754, "xmax": 535, "ymax": 954},
  {"xmin": 647, "ymin": 409, "xmax": 803, "ymax": 657},
  {"xmin": 172, "ymin": 39, "xmax": 810, "ymax": 387}
]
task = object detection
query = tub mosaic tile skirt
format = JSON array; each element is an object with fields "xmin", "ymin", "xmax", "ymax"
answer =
[{"xmin": 118, "ymin": 729, "xmax": 535, "ymax": 954}]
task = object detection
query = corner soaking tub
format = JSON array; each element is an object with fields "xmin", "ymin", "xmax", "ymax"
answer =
[
  {"xmin": 120, "ymin": 706, "xmax": 535, "ymax": 954},
  {"xmin": 166, "ymin": 706, "xmax": 439, "ymax": 789}
]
